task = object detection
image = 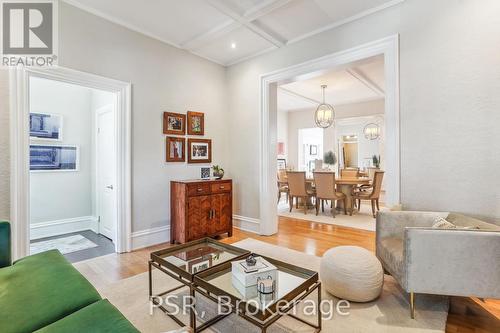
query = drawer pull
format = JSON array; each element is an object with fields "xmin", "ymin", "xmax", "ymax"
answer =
[
  {"xmin": 197, "ymin": 188, "xmax": 203, "ymax": 192},
  {"xmin": 220, "ymin": 186, "xmax": 225, "ymax": 189}
]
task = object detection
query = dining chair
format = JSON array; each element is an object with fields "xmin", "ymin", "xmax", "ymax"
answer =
[
  {"xmin": 352, "ymin": 171, "xmax": 385, "ymax": 217},
  {"xmin": 340, "ymin": 168, "xmax": 359, "ymax": 178},
  {"xmin": 313, "ymin": 172, "xmax": 347, "ymax": 217},
  {"xmin": 286, "ymin": 171, "xmax": 315, "ymax": 214},
  {"xmin": 277, "ymin": 169, "xmax": 289, "ymax": 203}
]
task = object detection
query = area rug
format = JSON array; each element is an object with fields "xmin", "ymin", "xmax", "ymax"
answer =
[
  {"xmin": 277, "ymin": 201, "xmax": 389, "ymax": 231},
  {"xmin": 31, "ymin": 234, "xmax": 98, "ymax": 255},
  {"xmin": 78, "ymin": 239, "xmax": 449, "ymax": 333}
]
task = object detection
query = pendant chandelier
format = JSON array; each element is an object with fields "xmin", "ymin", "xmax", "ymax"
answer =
[
  {"xmin": 314, "ymin": 85, "xmax": 335, "ymax": 128},
  {"xmin": 363, "ymin": 123, "xmax": 381, "ymax": 140}
]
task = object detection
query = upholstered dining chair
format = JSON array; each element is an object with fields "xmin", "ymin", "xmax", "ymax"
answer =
[
  {"xmin": 352, "ymin": 171, "xmax": 384, "ymax": 217},
  {"xmin": 340, "ymin": 168, "xmax": 359, "ymax": 178},
  {"xmin": 313, "ymin": 172, "xmax": 347, "ymax": 217},
  {"xmin": 286, "ymin": 171, "xmax": 315, "ymax": 214},
  {"xmin": 277, "ymin": 169, "xmax": 289, "ymax": 203}
]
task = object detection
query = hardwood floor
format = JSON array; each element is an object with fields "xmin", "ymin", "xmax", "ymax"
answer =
[{"xmin": 76, "ymin": 216, "xmax": 499, "ymax": 332}]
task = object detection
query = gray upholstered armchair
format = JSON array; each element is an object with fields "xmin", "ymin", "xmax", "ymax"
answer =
[{"xmin": 376, "ymin": 211, "xmax": 500, "ymax": 318}]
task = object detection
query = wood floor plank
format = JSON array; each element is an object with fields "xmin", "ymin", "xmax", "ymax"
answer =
[{"xmin": 74, "ymin": 217, "xmax": 499, "ymax": 332}]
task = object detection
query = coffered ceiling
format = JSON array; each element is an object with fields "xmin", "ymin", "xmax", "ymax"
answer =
[
  {"xmin": 278, "ymin": 55, "xmax": 384, "ymax": 111},
  {"xmin": 63, "ymin": 0, "xmax": 404, "ymax": 66}
]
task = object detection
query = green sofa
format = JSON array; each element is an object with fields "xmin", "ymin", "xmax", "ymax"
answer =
[{"xmin": 0, "ymin": 221, "xmax": 139, "ymax": 333}]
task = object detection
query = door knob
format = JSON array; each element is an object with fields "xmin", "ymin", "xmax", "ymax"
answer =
[{"xmin": 106, "ymin": 185, "xmax": 114, "ymax": 190}]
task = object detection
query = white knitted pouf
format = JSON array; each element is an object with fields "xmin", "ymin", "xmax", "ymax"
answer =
[{"xmin": 320, "ymin": 246, "xmax": 384, "ymax": 302}]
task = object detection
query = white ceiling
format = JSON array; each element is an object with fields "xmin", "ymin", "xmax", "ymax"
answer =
[
  {"xmin": 278, "ymin": 55, "xmax": 384, "ymax": 111},
  {"xmin": 63, "ymin": 0, "xmax": 404, "ymax": 66}
]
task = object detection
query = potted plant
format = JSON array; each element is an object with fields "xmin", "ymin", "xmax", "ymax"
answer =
[
  {"xmin": 212, "ymin": 165, "xmax": 224, "ymax": 179},
  {"xmin": 323, "ymin": 151, "xmax": 337, "ymax": 169},
  {"xmin": 372, "ymin": 155, "xmax": 381, "ymax": 169}
]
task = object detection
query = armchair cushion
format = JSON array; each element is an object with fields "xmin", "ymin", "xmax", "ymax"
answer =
[
  {"xmin": 446, "ymin": 213, "xmax": 500, "ymax": 231},
  {"xmin": 0, "ymin": 221, "xmax": 11, "ymax": 268}
]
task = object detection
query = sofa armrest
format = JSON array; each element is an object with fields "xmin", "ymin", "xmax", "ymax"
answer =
[
  {"xmin": 405, "ymin": 228, "xmax": 500, "ymax": 298},
  {"xmin": 376, "ymin": 211, "xmax": 448, "ymax": 240},
  {"xmin": 0, "ymin": 221, "xmax": 12, "ymax": 268}
]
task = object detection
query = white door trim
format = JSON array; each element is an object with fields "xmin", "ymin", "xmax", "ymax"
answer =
[
  {"xmin": 259, "ymin": 34, "xmax": 400, "ymax": 235},
  {"xmin": 9, "ymin": 66, "xmax": 132, "ymax": 259}
]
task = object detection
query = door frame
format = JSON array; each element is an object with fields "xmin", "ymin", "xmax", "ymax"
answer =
[
  {"xmin": 95, "ymin": 104, "xmax": 117, "ymax": 242},
  {"xmin": 10, "ymin": 66, "xmax": 132, "ymax": 259},
  {"xmin": 259, "ymin": 34, "xmax": 400, "ymax": 235}
]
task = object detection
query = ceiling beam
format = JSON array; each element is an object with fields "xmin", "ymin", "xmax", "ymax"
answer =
[
  {"xmin": 181, "ymin": 20, "xmax": 239, "ymax": 50},
  {"xmin": 279, "ymin": 87, "xmax": 320, "ymax": 105},
  {"xmin": 244, "ymin": 0, "xmax": 292, "ymax": 21},
  {"xmin": 206, "ymin": 0, "xmax": 287, "ymax": 48},
  {"xmin": 346, "ymin": 68, "xmax": 385, "ymax": 97}
]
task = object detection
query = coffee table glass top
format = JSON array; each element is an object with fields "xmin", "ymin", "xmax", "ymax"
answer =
[
  {"xmin": 151, "ymin": 238, "xmax": 250, "ymax": 275},
  {"xmin": 195, "ymin": 255, "xmax": 318, "ymax": 311}
]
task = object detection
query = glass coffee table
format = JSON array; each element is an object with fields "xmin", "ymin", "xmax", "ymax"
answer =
[
  {"xmin": 149, "ymin": 238, "xmax": 250, "ymax": 328},
  {"xmin": 193, "ymin": 254, "xmax": 321, "ymax": 333}
]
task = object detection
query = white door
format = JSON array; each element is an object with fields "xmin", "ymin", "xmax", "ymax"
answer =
[{"xmin": 97, "ymin": 105, "xmax": 116, "ymax": 242}]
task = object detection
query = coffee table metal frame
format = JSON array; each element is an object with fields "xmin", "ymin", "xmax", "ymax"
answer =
[
  {"xmin": 193, "ymin": 254, "xmax": 322, "ymax": 333},
  {"xmin": 149, "ymin": 238, "xmax": 250, "ymax": 330}
]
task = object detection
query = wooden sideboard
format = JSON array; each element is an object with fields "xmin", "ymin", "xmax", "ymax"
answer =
[{"xmin": 170, "ymin": 179, "xmax": 233, "ymax": 244}]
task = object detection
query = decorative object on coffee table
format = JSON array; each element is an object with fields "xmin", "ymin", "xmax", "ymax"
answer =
[
  {"xmin": 163, "ymin": 112, "xmax": 186, "ymax": 135},
  {"xmin": 187, "ymin": 138, "xmax": 211, "ymax": 163},
  {"xmin": 320, "ymin": 245, "xmax": 383, "ymax": 302},
  {"xmin": 212, "ymin": 165, "xmax": 224, "ymax": 179},
  {"xmin": 187, "ymin": 111, "xmax": 204, "ymax": 135},
  {"xmin": 166, "ymin": 137, "xmax": 185, "ymax": 162}
]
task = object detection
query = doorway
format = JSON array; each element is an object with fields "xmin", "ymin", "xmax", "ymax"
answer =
[
  {"xmin": 10, "ymin": 67, "xmax": 131, "ymax": 260},
  {"xmin": 261, "ymin": 35, "xmax": 400, "ymax": 235},
  {"xmin": 27, "ymin": 77, "xmax": 118, "ymax": 262}
]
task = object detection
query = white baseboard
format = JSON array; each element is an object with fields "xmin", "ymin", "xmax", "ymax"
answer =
[
  {"xmin": 30, "ymin": 216, "xmax": 98, "ymax": 240},
  {"xmin": 131, "ymin": 225, "xmax": 170, "ymax": 250},
  {"xmin": 233, "ymin": 215, "xmax": 260, "ymax": 234}
]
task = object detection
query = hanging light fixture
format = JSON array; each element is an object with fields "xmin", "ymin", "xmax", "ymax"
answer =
[
  {"xmin": 363, "ymin": 123, "xmax": 381, "ymax": 140},
  {"xmin": 314, "ymin": 85, "xmax": 335, "ymax": 128}
]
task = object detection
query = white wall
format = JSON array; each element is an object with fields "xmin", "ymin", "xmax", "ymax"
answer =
[
  {"xmin": 0, "ymin": 70, "xmax": 9, "ymax": 221},
  {"xmin": 286, "ymin": 99, "xmax": 384, "ymax": 171},
  {"xmin": 29, "ymin": 78, "xmax": 94, "ymax": 224},
  {"xmin": 227, "ymin": 0, "xmax": 500, "ymax": 224},
  {"xmin": 56, "ymin": 2, "xmax": 229, "ymax": 235},
  {"xmin": 276, "ymin": 109, "xmax": 288, "ymax": 160}
]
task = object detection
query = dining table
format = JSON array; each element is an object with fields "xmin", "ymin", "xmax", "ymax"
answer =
[{"xmin": 280, "ymin": 176, "xmax": 371, "ymax": 213}]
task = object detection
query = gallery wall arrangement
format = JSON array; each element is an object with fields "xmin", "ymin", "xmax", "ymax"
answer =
[
  {"xmin": 29, "ymin": 112, "xmax": 79, "ymax": 172},
  {"xmin": 163, "ymin": 110, "xmax": 212, "ymax": 169}
]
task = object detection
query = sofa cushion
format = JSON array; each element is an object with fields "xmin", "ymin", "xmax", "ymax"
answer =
[
  {"xmin": 446, "ymin": 213, "xmax": 500, "ymax": 231},
  {"xmin": 377, "ymin": 237, "xmax": 405, "ymax": 286},
  {"xmin": 34, "ymin": 299, "xmax": 139, "ymax": 333},
  {"xmin": 0, "ymin": 250, "xmax": 102, "ymax": 333}
]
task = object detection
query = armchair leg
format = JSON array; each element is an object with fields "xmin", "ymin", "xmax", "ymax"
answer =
[
  {"xmin": 343, "ymin": 198, "xmax": 347, "ymax": 215},
  {"xmin": 371, "ymin": 200, "xmax": 376, "ymax": 218},
  {"xmin": 321, "ymin": 200, "xmax": 324, "ymax": 212},
  {"xmin": 410, "ymin": 292, "xmax": 415, "ymax": 319},
  {"xmin": 289, "ymin": 197, "xmax": 293, "ymax": 212},
  {"xmin": 303, "ymin": 197, "xmax": 307, "ymax": 215},
  {"xmin": 315, "ymin": 198, "xmax": 319, "ymax": 216}
]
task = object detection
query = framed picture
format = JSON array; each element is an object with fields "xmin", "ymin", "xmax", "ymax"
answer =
[
  {"xmin": 30, "ymin": 145, "xmax": 79, "ymax": 172},
  {"xmin": 30, "ymin": 113, "xmax": 63, "ymax": 141},
  {"xmin": 277, "ymin": 158, "xmax": 287, "ymax": 170},
  {"xmin": 310, "ymin": 145, "xmax": 318, "ymax": 155},
  {"xmin": 166, "ymin": 137, "xmax": 185, "ymax": 162},
  {"xmin": 187, "ymin": 111, "xmax": 204, "ymax": 135},
  {"xmin": 163, "ymin": 112, "xmax": 186, "ymax": 135},
  {"xmin": 201, "ymin": 167, "xmax": 211, "ymax": 179},
  {"xmin": 188, "ymin": 138, "xmax": 212, "ymax": 163}
]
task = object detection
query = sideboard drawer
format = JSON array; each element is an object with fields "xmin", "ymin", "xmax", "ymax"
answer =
[
  {"xmin": 211, "ymin": 182, "xmax": 232, "ymax": 193},
  {"xmin": 187, "ymin": 183, "xmax": 210, "ymax": 196}
]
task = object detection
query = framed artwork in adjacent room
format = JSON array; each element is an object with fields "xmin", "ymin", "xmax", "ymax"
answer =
[
  {"xmin": 30, "ymin": 145, "xmax": 79, "ymax": 171},
  {"xmin": 163, "ymin": 112, "xmax": 186, "ymax": 135},
  {"xmin": 187, "ymin": 111, "xmax": 204, "ymax": 135},
  {"xmin": 309, "ymin": 145, "xmax": 318, "ymax": 155},
  {"xmin": 188, "ymin": 138, "xmax": 211, "ymax": 163},
  {"xmin": 166, "ymin": 137, "xmax": 185, "ymax": 162},
  {"xmin": 30, "ymin": 113, "xmax": 63, "ymax": 141},
  {"xmin": 277, "ymin": 158, "xmax": 287, "ymax": 170},
  {"xmin": 201, "ymin": 167, "xmax": 211, "ymax": 179}
]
